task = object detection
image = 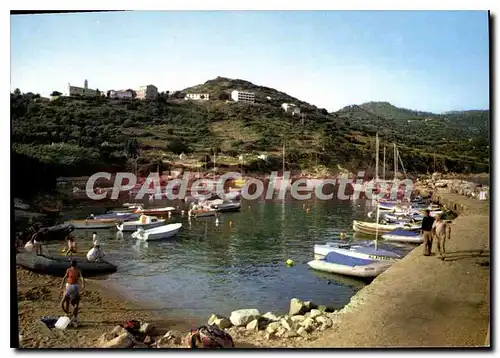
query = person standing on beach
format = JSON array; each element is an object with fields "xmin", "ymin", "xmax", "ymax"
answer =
[
  {"xmin": 432, "ymin": 214, "xmax": 451, "ymax": 259},
  {"xmin": 421, "ymin": 209, "xmax": 435, "ymax": 256},
  {"xmin": 60, "ymin": 260, "xmax": 85, "ymax": 327}
]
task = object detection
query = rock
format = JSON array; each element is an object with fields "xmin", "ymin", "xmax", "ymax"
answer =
[
  {"xmin": 100, "ymin": 333, "xmax": 134, "ymax": 348},
  {"xmin": 296, "ymin": 327, "xmax": 307, "ymax": 337},
  {"xmin": 97, "ymin": 332, "xmax": 115, "ymax": 347},
  {"xmin": 300, "ymin": 317, "xmax": 317, "ymax": 332},
  {"xmin": 315, "ymin": 316, "xmax": 333, "ymax": 328},
  {"xmin": 283, "ymin": 330, "xmax": 299, "ymax": 338},
  {"xmin": 208, "ymin": 313, "xmax": 218, "ymax": 325},
  {"xmin": 325, "ymin": 312, "xmax": 338, "ymax": 320},
  {"xmin": 289, "ymin": 298, "xmax": 313, "ymax": 316},
  {"xmin": 317, "ymin": 305, "xmax": 335, "ymax": 313},
  {"xmin": 290, "ymin": 315, "xmax": 306, "ymax": 322},
  {"xmin": 214, "ymin": 317, "xmax": 232, "ymax": 329},
  {"xmin": 229, "ymin": 309, "xmax": 260, "ymax": 326},
  {"xmin": 280, "ymin": 317, "xmax": 293, "ymax": 331},
  {"xmin": 265, "ymin": 322, "xmax": 282, "ymax": 334},
  {"xmin": 140, "ymin": 322, "xmax": 155, "ymax": 335},
  {"xmin": 246, "ymin": 319, "xmax": 259, "ymax": 331},
  {"xmin": 111, "ymin": 325, "xmax": 128, "ymax": 337},
  {"xmin": 143, "ymin": 336, "xmax": 153, "ymax": 345},
  {"xmin": 319, "ymin": 323, "xmax": 329, "ymax": 331},
  {"xmin": 265, "ymin": 332, "xmax": 276, "ymax": 340},
  {"xmin": 163, "ymin": 330, "xmax": 182, "ymax": 345},
  {"xmin": 276, "ymin": 326, "xmax": 287, "ymax": 337},
  {"xmin": 262, "ymin": 312, "xmax": 279, "ymax": 321},
  {"xmin": 309, "ymin": 309, "xmax": 323, "ymax": 318}
]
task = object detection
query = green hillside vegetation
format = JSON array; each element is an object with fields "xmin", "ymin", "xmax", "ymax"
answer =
[{"xmin": 11, "ymin": 77, "xmax": 489, "ymax": 195}]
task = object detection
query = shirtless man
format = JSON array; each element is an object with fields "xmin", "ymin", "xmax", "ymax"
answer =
[
  {"xmin": 432, "ymin": 214, "xmax": 452, "ymax": 259},
  {"xmin": 65, "ymin": 236, "xmax": 78, "ymax": 256},
  {"xmin": 60, "ymin": 260, "xmax": 85, "ymax": 327}
]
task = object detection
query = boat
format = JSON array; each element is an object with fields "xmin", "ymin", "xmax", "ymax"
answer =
[
  {"xmin": 67, "ymin": 219, "xmax": 118, "ymax": 229},
  {"xmin": 90, "ymin": 212, "xmax": 140, "ymax": 221},
  {"xmin": 40, "ymin": 206, "xmax": 61, "ymax": 215},
  {"xmin": 307, "ymin": 251, "xmax": 393, "ymax": 278},
  {"xmin": 131, "ymin": 223, "xmax": 183, "ymax": 241},
  {"xmin": 314, "ymin": 241, "xmax": 402, "ymax": 262},
  {"xmin": 123, "ymin": 203, "xmax": 142, "ymax": 207},
  {"xmin": 209, "ymin": 200, "xmax": 241, "ymax": 213},
  {"xmin": 116, "ymin": 216, "xmax": 166, "ymax": 232},
  {"xmin": 36, "ymin": 224, "xmax": 75, "ymax": 242},
  {"xmin": 353, "ymin": 219, "xmax": 420, "ymax": 235},
  {"xmin": 135, "ymin": 206, "xmax": 176, "ymax": 216},
  {"xmin": 382, "ymin": 228, "xmax": 423, "ymax": 244},
  {"xmin": 16, "ymin": 252, "xmax": 117, "ymax": 277}
]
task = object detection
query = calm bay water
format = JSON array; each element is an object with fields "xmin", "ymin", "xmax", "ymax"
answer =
[{"xmin": 47, "ymin": 195, "xmax": 412, "ymax": 323}]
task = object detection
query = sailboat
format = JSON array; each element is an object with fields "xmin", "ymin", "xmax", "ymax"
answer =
[{"xmin": 309, "ymin": 196, "xmax": 401, "ymax": 278}]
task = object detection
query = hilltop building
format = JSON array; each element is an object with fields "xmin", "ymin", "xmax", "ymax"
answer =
[
  {"xmin": 67, "ymin": 79, "xmax": 100, "ymax": 97},
  {"xmin": 281, "ymin": 103, "xmax": 301, "ymax": 116},
  {"xmin": 109, "ymin": 89, "xmax": 134, "ymax": 99},
  {"xmin": 136, "ymin": 85, "xmax": 158, "ymax": 100},
  {"xmin": 185, "ymin": 93, "xmax": 210, "ymax": 101},
  {"xmin": 231, "ymin": 90, "xmax": 255, "ymax": 104}
]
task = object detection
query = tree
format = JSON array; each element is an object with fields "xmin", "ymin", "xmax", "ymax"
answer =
[
  {"xmin": 167, "ymin": 138, "xmax": 190, "ymax": 155},
  {"xmin": 14, "ymin": 88, "xmax": 21, "ymax": 96},
  {"xmin": 219, "ymin": 92, "xmax": 230, "ymax": 101},
  {"xmin": 50, "ymin": 91, "xmax": 62, "ymax": 97}
]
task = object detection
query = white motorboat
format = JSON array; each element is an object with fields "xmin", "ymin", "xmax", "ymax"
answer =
[
  {"xmin": 314, "ymin": 241, "xmax": 402, "ymax": 262},
  {"xmin": 381, "ymin": 228, "xmax": 423, "ymax": 244},
  {"xmin": 116, "ymin": 215, "xmax": 166, "ymax": 232},
  {"xmin": 353, "ymin": 220, "xmax": 420, "ymax": 235},
  {"xmin": 132, "ymin": 223, "xmax": 182, "ymax": 241}
]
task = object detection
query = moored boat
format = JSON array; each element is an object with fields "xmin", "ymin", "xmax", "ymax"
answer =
[
  {"xmin": 135, "ymin": 206, "xmax": 176, "ymax": 216},
  {"xmin": 67, "ymin": 219, "xmax": 117, "ymax": 230},
  {"xmin": 132, "ymin": 223, "xmax": 182, "ymax": 241},
  {"xmin": 353, "ymin": 220, "xmax": 420, "ymax": 235},
  {"xmin": 16, "ymin": 252, "xmax": 117, "ymax": 277},
  {"xmin": 307, "ymin": 251, "xmax": 392, "ymax": 278},
  {"xmin": 116, "ymin": 215, "xmax": 166, "ymax": 232},
  {"xmin": 209, "ymin": 200, "xmax": 241, "ymax": 213},
  {"xmin": 189, "ymin": 208, "xmax": 217, "ymax": 218},
  {"xmin": 314, "ymin": 241, "xmax": 402, "ymax": 262},
  {"xmin": 381, "ymin": 228, "xmax": 423, "ymax": 244}
]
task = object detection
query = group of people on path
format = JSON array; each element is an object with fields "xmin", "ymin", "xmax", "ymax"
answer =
[{"xmin": 420, "ymin": 209, "xmax": 452, "ymax": 259}]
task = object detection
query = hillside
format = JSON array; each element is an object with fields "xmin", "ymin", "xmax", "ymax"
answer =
[{"xmin": 10, "ymin": 77, "xmax": 489, "ymax": 196}]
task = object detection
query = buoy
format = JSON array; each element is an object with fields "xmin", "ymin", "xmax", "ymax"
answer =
[{"xmin": 286, "ymin": 259, "xmax": 294, "ymax": 266}]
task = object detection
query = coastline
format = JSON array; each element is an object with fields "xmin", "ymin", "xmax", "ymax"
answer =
[{"xmin": 16, "ymin": 184, "xmax": 490, "ymax": 348}]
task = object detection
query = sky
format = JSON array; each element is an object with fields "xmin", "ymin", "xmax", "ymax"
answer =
[{"xmin": 10, "ymin": 10, "xmax": 489, "ymax": 113}]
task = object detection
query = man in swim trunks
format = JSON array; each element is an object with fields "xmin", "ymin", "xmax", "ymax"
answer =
[
  {"xmin": 60, "ymin": 260, "xmax": 85, "ymax": 327},
  {"xmin": 64, "ymin": 236, "xmax": 78, "ymax": 256}
]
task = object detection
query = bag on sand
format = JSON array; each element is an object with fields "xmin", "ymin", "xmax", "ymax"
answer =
[{"xmin": 186, "ymin": 324, "xmax": 235, "ymax": 348}]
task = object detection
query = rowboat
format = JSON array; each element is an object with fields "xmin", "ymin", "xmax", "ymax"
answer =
[
  {"xmin": 68, "ymin": 219, "xmax": 118, "ymax": 229},
  {"xmin": 131, "ymin": 223, "xmax": 183, "ymax": 241},
  {"xmin": 209, "ymin": 200, "xmax": 241, "ymax": 213},
  {"xmin": 188, "ymin": 208, "xmax": 217, "ymax": 218},
  {"xmin": 116, "ymin": 216, "xmax": 166, "ymax": 232}
]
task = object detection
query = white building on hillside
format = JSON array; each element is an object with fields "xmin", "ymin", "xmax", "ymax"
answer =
[
  {"xmin": 185, "ymin": 93, "xmax": 210, "ymax": 101},
  {"xmin": 231, "ymin": 90, "xmax": 255, "ymax": 103},
  {"xmin": 281, "ymin": 103, "xmax": 301, "ymax": 116}
]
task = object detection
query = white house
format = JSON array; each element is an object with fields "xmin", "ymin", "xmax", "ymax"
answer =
[
  {"xmin": 281, "ymin": 103, "xmax": 301, "ymax": 116},
  {"xmin": 231, "ymin": 90, "xmax": 255, "ymax": 103},
  {"xmin": 185, "ymin": 93, "xmax": 210, "ymax": 101}
]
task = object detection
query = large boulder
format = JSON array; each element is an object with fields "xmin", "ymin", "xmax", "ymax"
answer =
[
  {"xmin": 229, "ymin": 309, "xmax": 260, "ymax": 326},
  {"xmin": 265, "ymin": 322, "xmax": 282, "ymax": 334},
  {"xmin": 99, "ymin": 332, "xmax": 134, "ymax": 348},
  {"xmin": 262, "ymin": 312, "xmax": 280, "ymax": 321},
  {"xmin": 208, "ymin": 314, "xmax": 232, "ymax": 329}
]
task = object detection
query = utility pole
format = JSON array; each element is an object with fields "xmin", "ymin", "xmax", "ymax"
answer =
[{"xmin": 383, "ymin": 145, "xmax": 386, "ymax": 180}]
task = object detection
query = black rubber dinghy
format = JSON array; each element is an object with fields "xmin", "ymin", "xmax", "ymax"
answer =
[
  {"xmin": 37, "ymin": 223, "xmax": 75, "ymax": 242},
  {"xmin": 16, "ymin": 252, "xmax": 117, "ymax": 277}
]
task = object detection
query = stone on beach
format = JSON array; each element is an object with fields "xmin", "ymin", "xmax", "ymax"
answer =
[
  {"xmin": 111, "ymin": 325, "xmax": 128, "ymax": 337},
  {"xmin": 209, "ymin": 314, "xmax": 233, "ymax": 329},
  {"xmin": 290, "ymin": 315, "xmax": 306, "ymax": 323},
  {"xmin": 262, "ymin": 312, "xmax": 280, "ymax": 321},
  {"xmin": 265, "ymin": 322, "xmax": 282, "ymax": 334},
  {"xmin": 229, "ymin": 309, "xmax": 260, "ymax": 326},
  {"xmin": 140, "ymin": 322, "xmax": 155, "ymax": 335},
  {"xmin": 246, "ymin": 317, "xmax": 271, "ymax": 331},
  {"xmin": 315, "ymin": 315, "xmax": 333, "ymax": 328},
  {"xmin": 280, "ymin": 317, "xmax": 294, "ymax": 331},
  {"xmin": 309, "ymin": 309, "xmax": 323, "ymax": 319},
  {"xmin": 99, "ymin": 332, "xmax": 135, "ymax": 348}
]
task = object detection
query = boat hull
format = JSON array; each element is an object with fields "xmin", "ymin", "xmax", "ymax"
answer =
[
  {"xmin": 307, "ymin": 259, "xmax": 391, "ymax": 278},
  {"xmin": 133, "ymin": 223, "xmax": 183, "ymax": 241},
  {"xmin": 117, "ymin": 219, "xmax": 166, "ymax": 232},
  {"xmin": 352, "ymin": 220, "xmax": 420, "ymax": 235},
  {"xmin": 68, "ymin": 220, "xmax": 117, "ymax": 229},
  {"xmin": 16, "ymin": 252, "xmax": 117, "ymax": 277}
]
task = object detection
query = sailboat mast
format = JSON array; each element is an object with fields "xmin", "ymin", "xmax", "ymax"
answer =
[
  {"xmin": 375, "ymin": 201, "xmax": 380, "ymax": 250},
  {"xmin": 383, "ymin": 146, "xmax": 386, "ymax": 180},
  {"xmin": 393, "ymin": 143, "xmax": 397, "ymax": 181},
  {"xmin": 375, "ymin": 133, "xmax": 379, "ymax": 181}
]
